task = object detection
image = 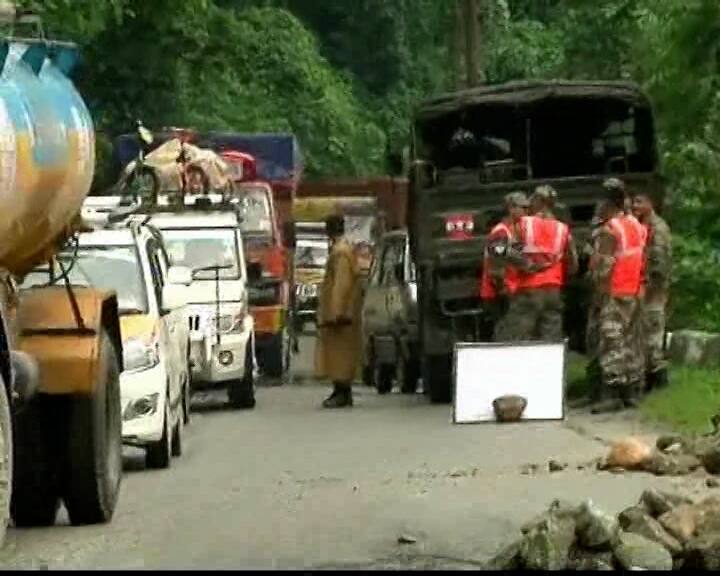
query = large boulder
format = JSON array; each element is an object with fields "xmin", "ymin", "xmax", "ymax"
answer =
[
  {"xmin": 485, "ymin": 539, "xmax": 524, "ymax": 570},
  {"xmin": 681, "ymin": 533, "xmax": 720, "ymax": 570},
  {"xmin": 658, "ymin": 505, "xmax": 698, "ymax": 543},
  {"xmin": 613, "ymin": 531, "xmax": 673, "ymax": 571},
  {"xmin": 644, "ymin": 452, "xmax": 702, "ymax": 476},
  {"xmin": 692, "ymin": 496, "xmax": 720, "ymax": 536},
  {"xmin": 618, "ymin": 507, "xmax": 683, "ymax": 556},
  {"xmin": 576, "ymin": 501, "xmax": 619, "ymax": 551},
  {"xmin": 701, "ymin": 444, "xmax": 720, "ymax": 475},
  {"xmin": 520, "ymin": 515, "xmax": 577, "ymax": 571},
  {"xmin": 567, "ymin": 549, "xmax": 614, "ymax": 571},
  {"xmin": 640, "ymin": 489, "xmax": 694, "ymax": 518},
  {"xmin": 668, "ymin": 330, "xmax": 720, "ymax": 368}
]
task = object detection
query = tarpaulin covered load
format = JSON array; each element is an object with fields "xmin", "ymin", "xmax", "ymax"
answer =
[{"xmin": 197, "ymin": 133, "xmax": 302, "ymax": 185}]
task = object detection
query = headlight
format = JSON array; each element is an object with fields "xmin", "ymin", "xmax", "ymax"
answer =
[
  {"xmin": 123, "ymin": 393, "xmax": 160, "ymax": 421},
  {"xmin": 123, "ymin": 337, "xmax": 160, "ymax": 372},
  {"xmin": 211, "ymin": 310, "xmax": 245, "ymax": 335}
]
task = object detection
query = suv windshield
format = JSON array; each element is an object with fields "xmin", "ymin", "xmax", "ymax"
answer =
[
  {"xmin": 22, "ymin": 246, "xmax": 149, "ymax": 315},
  {"xmin": 235, "ymin": 187, "xmax": 273, "ymax": 235},
  {"xmin": 161, "ymin": 228, "xmax": 241, "ymax": 280}
]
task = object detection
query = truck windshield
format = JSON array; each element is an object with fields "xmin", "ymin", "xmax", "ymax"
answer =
[
  {"xmin": 22, "ymin": 247, "xmax": 149, "ymax": 315},
  {"xmin": 161, "ymin": 228, "xmax": 241, "ymax": 280},
  {"xmin": 234, "ymin": 187, "xmax": 273, "ymax": 235},
  {"xmin": 295, "ymin": 241, "xmax": 328, "ymax": 269}
]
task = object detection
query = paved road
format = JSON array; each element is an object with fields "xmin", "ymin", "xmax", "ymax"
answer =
[{"xmin": 0, "ymin": 337, "xmax": 712, "ymax": 569}]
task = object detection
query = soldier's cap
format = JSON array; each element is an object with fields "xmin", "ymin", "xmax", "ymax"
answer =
[
  {"xmin": 505, "ymin": 192, "xmax": 530, "ymax": 208},
  {"xmin": 603, "ymin": 178, "xmax": 626, "ymax": 193},
  {"xmin": 532, "ymin": 185, "xmax": 558, "ymax": 202}
]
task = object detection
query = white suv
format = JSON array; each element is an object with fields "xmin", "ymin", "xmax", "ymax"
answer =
[
  {"xmin": 30, "ymin": 225, "xmax": 192, "ymax": 469},
  {"xmin": 145, "ymin": 207, "xmax": 257, "ymax": 409}
]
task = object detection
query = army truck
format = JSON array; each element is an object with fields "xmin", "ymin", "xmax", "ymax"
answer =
[
  {"xmin": 406, "ymin": 80, "xmax": 664, "ymax": 403},
  {"xmin": 0, "ymin": 17, "xmax": 124, "ymax": 543}
]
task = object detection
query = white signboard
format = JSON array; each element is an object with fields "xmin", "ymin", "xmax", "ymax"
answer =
[{"xmin": 453, "ymin": 342, "xmax": 566, "ymax": 424}]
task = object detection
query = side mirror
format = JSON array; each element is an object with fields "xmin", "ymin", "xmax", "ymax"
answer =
[
  {"xmin": 282, "ymin": 221, "xmax": 296, "ymax": 249},
  {"xmin": 167, "ymin": 266, "xmax": 193, "ymax": 286},
  {"xmin": 161, "ymin": 284, "xmax": 188, "ymax": 312},
  {"xmin": 247, "ymin": 261, "xmax": 263, "ymax": 284}
]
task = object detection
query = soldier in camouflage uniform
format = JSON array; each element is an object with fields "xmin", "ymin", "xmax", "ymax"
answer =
[
  {"xmin": 589, "ymin": 179, "xmax": 648, "ymax": 414},
  {"xmin": 494, "ymin": 186, "xmax": 579, "ymax": 343},
  {"xmin": 632, "ymin": 191, "xmax": 672, "ymax": 391}
]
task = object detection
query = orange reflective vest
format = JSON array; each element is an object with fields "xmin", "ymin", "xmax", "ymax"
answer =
[
  {"xmin": 517, "ymin": 216, "xmax": 570, "ymax": 290},
  {"xmin": 607, "ymin": 215, "xmax": 647, "ymax": 297},
  {"xmin": 480, "ymin": 221, "xmax": 520, "ymax": 300}
]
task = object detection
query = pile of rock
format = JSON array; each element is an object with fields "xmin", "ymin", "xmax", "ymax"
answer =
[
  {"xmin": 599, "ymin": 434, "xmax": 720, "ymax": 477},
  {"xmin": 485, "ymin": 490, "xmax": 720, "ymax": 570}
]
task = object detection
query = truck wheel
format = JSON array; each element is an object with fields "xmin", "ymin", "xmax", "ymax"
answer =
[
  {"xmin": 261, "ymin": 329, "xmax": 288, "ymax": 379},
  {"xmin": 376, "ymin": 364, "xmax": 394, "ymax": 395},
  {"xmin": 423, "ymin": 355, "xmax": 453, "ymax": 404},
  {"xmin": 401, "ymin": 356, "xmax": 420, "ymax": 395},
  {"xmin": 0, "ymin": 377, "xmax": 12, "ymax": 544},
  {"xmin": 146, "ymin": 401, "xmax": 172, "ymax": 470},
  {"xmin": 62, "ymin": 331, "xmax": 122, "ymax": 525},
  {"xmin": 228, "ymin": 343, "xmax": 256, "ymax": 410}
]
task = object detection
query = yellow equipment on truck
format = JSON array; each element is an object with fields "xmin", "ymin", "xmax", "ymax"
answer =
[{"xmin": 0, "ymin": 14, "xmax": 123, "ymax": 544}]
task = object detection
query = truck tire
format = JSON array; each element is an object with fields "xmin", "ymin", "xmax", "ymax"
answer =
[
  {"xmin": 228, "ymin": 343, "xmax": 256, "ymax": 410},
  {"xmin": 260, "ymin": 329, "xmax": 288, "ymax": 379},
  {"xmin": 11, "ymin": 394, "xmax": 61, "ymax": 527},
  {"xmin": 401, "ymin": 355, "xmax": 420, "ymax": 395},
  {"xmin": 146, "ymin": 401, "xmax": 172, "ymax": 470},
  {"xmin": 62, "ymin": 331, "xmax": 122, "ymax": 525},
  {"xmin": 376, "ymin": 364, "xmax": 394, "ymax": 395},
  {"xmin": 423, "ymin": 355, "xmax": 453, "ymax": 404},
  {"xmin": 0, "ymin": 377, "xmax": 12, "ymax": 545}
]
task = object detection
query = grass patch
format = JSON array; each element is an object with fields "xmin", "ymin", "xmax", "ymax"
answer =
[{"xmin": 641, "ymin": 366, "xmax": 720, "ymax": 434}]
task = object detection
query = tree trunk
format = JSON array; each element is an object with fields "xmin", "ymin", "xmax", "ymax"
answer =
[
  {"xmin": 453, "ymin": 0, "xmax": 466, "ymax": 89},
  {"xmin": 463, "ymin": 0, "xmax": 480, "ymax": 87}
]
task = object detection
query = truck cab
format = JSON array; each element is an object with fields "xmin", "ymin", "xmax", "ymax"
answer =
[{"xmin": 144, "ymin": 206, "xmax": 257, "ymax": 410}]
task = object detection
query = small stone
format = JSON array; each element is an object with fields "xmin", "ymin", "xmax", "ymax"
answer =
[
  {"xmin": 549, "ymin": 460, "xmax": 567, "ymax": 473},
  {"xmin": 521, "ymin": 464, "xmax": 539, "ymax": 476},
  {"xmin": 485, "ymin": 539, "xmax": 523, "ymax": 570},
  {"xmin": 619, "ymin": 507, "xmax": 683, "ymax": 556},
  {"xmin": 398, "ymin": 534, "xmax": 418, "ymax": 545},
  {"xmin": 613, "ymin": 531, "xmax": 673, "ymax": 571},
  {"xmin": 484, "ymin": 540, "xmax": 522, "ymax": 571},
  {"xmin": 657, "ymin": 435, "xmax": 685, "ymax": 452},
  {"xmin": 645, "ymin": 452, "xmax": 702, "ymax": 476},
  {"xmin": 681, "ymin": 533, "xmax": 720, "ymax": 570},
  {"xmin": 701, "ymin": 445, "xmax": 720, "ymax": 475},
  {"xmin": 520, "ymin": 515, "xmax": 577, "ymax": 571},
  {"xmin": 576, "ymin": 501, "xmax": 619, "ymax": 550},
  {"xmin": 706, "ymin": 478, "xmax": 720, "ymax": 488},
  {"xmin": 640, "ymin": 489, "xmax": 693, "ymax": 518},
  {"xmin": 449, "ymin": 468, "xmax": 465, "ymax": 478},
  {"xmin": 658, "ymin": 505, "xmax": 697, "ymax": 543}
]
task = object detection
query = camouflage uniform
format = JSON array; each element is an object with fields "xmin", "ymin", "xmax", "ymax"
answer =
[
  {"xmin": 494, "ymin": 209, "xmax": 579, "ymax": 343},
  {"xmin": 642, "ymin": 212, "xmax": 672, "ymax": 377},
  {"xmin": 590, "ymin": 224, "xmax": 645, "ymax": 394}
]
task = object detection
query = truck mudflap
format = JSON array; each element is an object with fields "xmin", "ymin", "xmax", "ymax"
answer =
[{"xmin": 17, "ymin": 286, "xmax": 122, "ymax": 396}]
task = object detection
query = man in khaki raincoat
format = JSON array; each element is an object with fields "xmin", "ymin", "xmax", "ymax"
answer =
[{"xmin": 315, "ymin": 215, "xmax": 363, "ymax": 408}]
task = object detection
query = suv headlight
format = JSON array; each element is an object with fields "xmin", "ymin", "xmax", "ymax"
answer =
[
  {"xmin": 123, "ymin": 393, "xmax": 160, "ymax": 421},
  {"xmin": 123, "ymin": 337, "xmax": 160, "ymax": 372}
]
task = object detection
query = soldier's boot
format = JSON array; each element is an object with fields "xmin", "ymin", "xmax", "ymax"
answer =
[{"xmin": 323, "ymin": 383, "xmax": 353, "ymax": 409}]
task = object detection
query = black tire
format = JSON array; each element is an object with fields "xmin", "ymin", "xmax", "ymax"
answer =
[
  {"xmin": 401, "ymin": 355, "xmax": 420, "ymax": 395},
  {"xmin": 171, "ymin": 410, "xmax": 183, "ymax": 458},
  {"xmin": 128, "ymin": 166, "xmax": 159, "ymax": 204},
  {"xmin": 146, "ymin": 400, "xmax": 172, "ymax": 470},
  {"xmin": 11, "ymin": 394, "xmax": 60, "ymax": 527},
  {"xmin": 259, "ymin": 330, "xmax": 288, "ymax": 379},
  {"xmin": 0, "ymin": 376, "xmax": 12, "ymax": 544},
  {"xmin": 229, "ymin": 342, "xmax": 256, "ymax": 410},
  {"xmin": 423, "ymin": 355, "xmax": 453, "ymax": 404},
  {"xmin": 0, "ymin": 375, "xmax": 13, "ymax": 548},
  {"xmin": 376, "ymin": 364, "xmax": 394, "ymax": 395},
  {"xmin": 62, "ymin": 331, "xmax": 123, "ymax": 525}
]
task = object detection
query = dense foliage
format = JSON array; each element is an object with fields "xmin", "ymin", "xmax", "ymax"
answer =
[{"xmin": 15, "ymin": 0, "xmax": 720, "ymax": 329}]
